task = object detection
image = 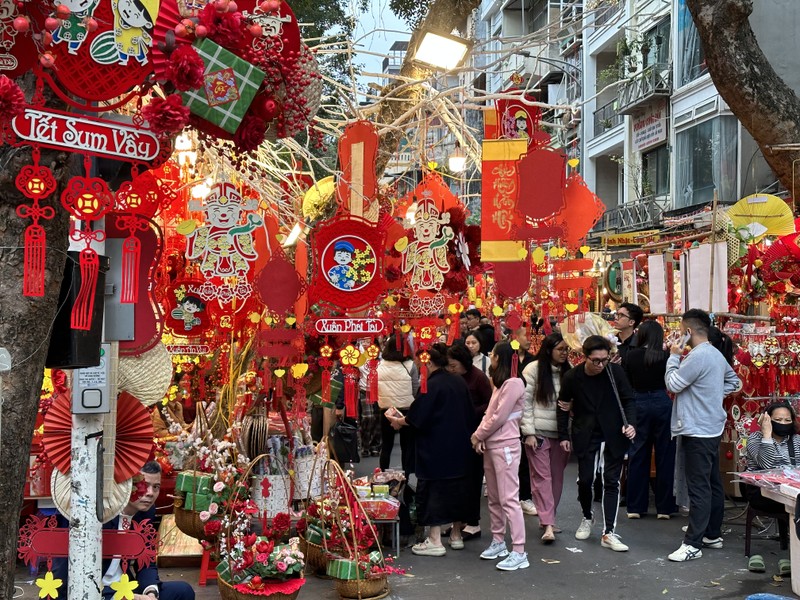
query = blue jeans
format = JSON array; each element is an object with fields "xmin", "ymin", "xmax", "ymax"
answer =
[{"xmin": 625, "ymin": 390, "xmax": 678, "ymax": 515}]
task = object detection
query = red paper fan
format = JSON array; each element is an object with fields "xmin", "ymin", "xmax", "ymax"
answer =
[
  {"xmin": 43, "ymin": 391, "xmax": 153, "ymax": 483},
  {"xmin": 152, "ymin": 0, "xmax": 191, "ymax": 81}
]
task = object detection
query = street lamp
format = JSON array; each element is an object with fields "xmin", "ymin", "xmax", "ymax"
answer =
[
  {"xmin": 448, "ymin": 144, "xmax": 467, "ymax": 173},
  {"xmin": 412, "ymin": 29, "xmax": 472, "ymax": 71}
]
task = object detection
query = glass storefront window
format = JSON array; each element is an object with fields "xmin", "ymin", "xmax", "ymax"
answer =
[
  {"xmin": 641, "ymin": 144, "xmax": 669, "ymax": 197},
  {"xmin": 675, "ymin": 116, "xmax": 738, "ymax": 208}
]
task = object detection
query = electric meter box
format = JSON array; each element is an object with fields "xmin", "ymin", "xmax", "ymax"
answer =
[{"xmin": 71, "ymin": 343, "xmax": 112, "ymax": 414}]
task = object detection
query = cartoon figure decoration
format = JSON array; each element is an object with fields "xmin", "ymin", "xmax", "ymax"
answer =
[
  {"xmin": 51, "ymin": 0, "xmax": 101, "ymax": 54},
  {"xmin": 170, "ymin": 291, "xmax": 205, "ymax": 332},
  {"xmin": 88, "ymin": 0, "xmax": 158, "ymax": 66},
  {"xmin": 324, "ymin": 238, "xmax": 376, "ymax": 292},
  {"xmin": 309, "ymin": 215, "xmax": 386, "ymax": 312},
  {"xmin": 178, "ymin": 182, "xmax": 263, "ymax": 305},
  {"xmin": 510, "ymin": 109, "xmax": 529, "ymax": 140},
  {"xmin": 398, "ymin": 192, "xmax": 454, "ymax": 293}
]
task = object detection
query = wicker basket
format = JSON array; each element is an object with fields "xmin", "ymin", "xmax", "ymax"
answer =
[
  {"xmin": 173, "ymin": 506, "xmax": 214, "ymax": 542},
  {"xmin": 335, "ymin": 575, "xmax": 389, "ymax": 599},
  {"xmin": 298, "ymin": 537, "xmax": 328, "ymax": 575},
  {"xmin": 218, "ymin": 576, "xmax": 303, "ymax": 600}
]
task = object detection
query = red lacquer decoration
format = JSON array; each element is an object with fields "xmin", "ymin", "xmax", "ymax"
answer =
[
  {"xmin": 15, "ymin": 148, "xmax": 57, "ymax": 296},
  {"xmin": 516, "ymin": 147, "xmax": 566, "ymax": 222},
  {"xmin": 255, "ymin": 251, "xmax": 305, "ymax": 316},
  {"xmin": 309, "ymin": 215, "xmax": 386, "ymax": 312},
  {"xmin": 61, "ymin": 157, "xmax": 114, "ymax": 330},
  {"xmin": 336, "ymin": 120, "xmax": 379, "ymax": 220},
  {"xmin": 553, "ymin": 174, "xmax": 606, "ymax": 249}
]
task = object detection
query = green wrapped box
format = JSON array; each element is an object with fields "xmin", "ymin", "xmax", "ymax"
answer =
[
  {"xmin": 326, "ymin": 558, "xmax": 361, "ymax": 580},
  {"xmin": 366, "ymin": 550, "xmax": 382, "ymax": 565},
  {"xmin": 175, "ymin": 471, "xmax": 212, "ymax": 494},
  {"xmin": 305, "ymin": 523, "xmax": 330, "ymax": 545},
  {"xmin": 181, "ymin": 38, "xmax": 266, "ymax": 134},
  {"xmin": 184, "ymin": 492, "xmax": 211, "ymax": 511}
]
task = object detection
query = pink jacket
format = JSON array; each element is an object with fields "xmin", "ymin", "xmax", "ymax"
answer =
[{"xmin": 473, "ymin": 378, "xmax": 525, "ymax": 449}]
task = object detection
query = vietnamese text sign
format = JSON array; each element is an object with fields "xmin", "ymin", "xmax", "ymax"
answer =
[
  {"xmin": 600, "ymin": 229, "xmax": 661, "ymax": 247},
  {"xmin": 632, "ymin": 100, "xmax": 667, "ymax": 152},
  {"xmin": 314, "ymin": 318, "xmax": 385, "ymax": 335}
]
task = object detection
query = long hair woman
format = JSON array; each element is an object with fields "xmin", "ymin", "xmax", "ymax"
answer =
[
  {"xmin": 624, "ymin": 320, "xmax": 678, "ymax": 519},
  {"xmin": 520, "ymin": 332, "xmax": 571, "ymax": 543},
  {"xmin": 471, "ymin": 341, "xmax": 528, "ymax": 571},
  {"xmin": 465, "ymin": 332, "xmax": 490, "ymax": 375}
]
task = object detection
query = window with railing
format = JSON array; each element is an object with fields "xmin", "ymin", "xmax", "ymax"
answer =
[
  {"xmin": 593, "ymin": 99, "xmax": 622, "ymax": 136},
  {"xmin": 643, "ymin": 19, "xmax": 670, "ymax": 69},
  {"xmin": 677, "ymin": 0, "xmax": 707, "ymax": 86}
]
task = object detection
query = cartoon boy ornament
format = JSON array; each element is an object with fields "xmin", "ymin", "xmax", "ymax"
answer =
[{"xmin": 327, "ymin": 240, "xmax": 357, "ymax": 290}]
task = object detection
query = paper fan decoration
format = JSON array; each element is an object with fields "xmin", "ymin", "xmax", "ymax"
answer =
[
  {"xmin": 152, "ymin": 0, "xmax": 191, "ymax": 81},
  {"xmin": 727, "ymin": 194, "xmax": 796, "ymax": 242},
  {"xmin": 43, "ymin": 391, "xmax": 153, "ymax": 483}
]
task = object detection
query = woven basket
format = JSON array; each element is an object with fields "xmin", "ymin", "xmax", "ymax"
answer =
[
  {"xmin": 118, "ymin": 342, "xmax": 173, "ymax": 406},
  {"xmin": 174, "ymin": 506, "xmax": 213, "ymax": 542},
  {"xmin": 335, "ymin": 575, "xmax": 388, "ymax": 599},
  {"xmin": 298, "ymin": 537, "xmax": 328, "ymax": 575},
  {"xmin": 218, "ymin": 576, "xmax": 302, "ymax": 600}
]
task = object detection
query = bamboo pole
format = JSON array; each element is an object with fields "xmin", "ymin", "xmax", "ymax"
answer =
[{"xmin": 708, "ymin": 189, "xmax": 719, "ymax": 311}]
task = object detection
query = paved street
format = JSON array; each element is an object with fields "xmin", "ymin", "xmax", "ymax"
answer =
[{"xmin": 15, "ymin": 454, "xmax": 795, "ymax": 599}]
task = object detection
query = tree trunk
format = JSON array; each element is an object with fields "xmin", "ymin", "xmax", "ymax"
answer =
[
  {"xmin": 686, "ymin": 0, "xmax": 800, "ymax": 197},
  {"xmin": 0, "ymin": 76, "xmax": 74, "ymax": 597},
  {"xmin": 375, "ymin": 0, "xmax": 481, "ymax": 177}
]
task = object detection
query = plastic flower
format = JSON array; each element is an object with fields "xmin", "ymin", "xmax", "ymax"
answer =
[
  {"xmin": 213, "ymin": 481, "xmax": 226, "ymax": 493},
  {"xmin": 208, "ymin": 502, "xmax": 219, "ymax": 515},
  {"xmin": 35, "ymin": 571, "xmax": 62, "ymax": 599},
  {"xmin": 276, "ymin": 561, "xmax": 287, "ymax": 573},
  {"xmin": 110, "ymin": 574, "xmax": 138, "ymax": 600},
  {"xmin": 199, "ymin": 510, "xmax": 211, "ymax": 522}
]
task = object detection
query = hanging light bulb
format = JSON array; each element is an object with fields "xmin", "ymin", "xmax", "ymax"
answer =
[{"xmin": 448, "ymin": 144, "xmax": 467, "ymax": 173}]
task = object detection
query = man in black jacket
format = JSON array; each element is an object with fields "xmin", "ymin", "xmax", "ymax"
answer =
[{"xmin": 557, "ymin": 336, "xmax": 636, "ymax": 552}]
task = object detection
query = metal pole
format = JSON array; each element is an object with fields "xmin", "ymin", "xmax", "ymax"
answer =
[{"xmin": 708, "ymin": 189, "xmax": 719, "ymax": 312}]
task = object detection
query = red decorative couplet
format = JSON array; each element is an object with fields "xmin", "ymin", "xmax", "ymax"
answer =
[
  {"xmin": 481, "ymin": 138, "xmax": 527, "ymax": 262},
  {"xmin": 11, "ymin": 107, "xmax": 161, "ymax": 165},
  {"xmin": 336, "ymin": 121, "xmax": 379, "ymax": 220}
]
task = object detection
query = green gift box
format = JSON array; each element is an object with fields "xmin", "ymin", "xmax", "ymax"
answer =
[
  {"xmin": 305, "ymin": 523, "xmax": 330, "ymax": 545},
  {"xmin": 326, "ymin": 558, "xmax": 361, "ymax": 580},
  {"xmin": 175, "ymin": 471, "xmax": 212, "ymax": 494},
  {"xmin": 367, "ymin": 551, "xmax": 382, "ymax": 565},
  {"xmin": 182, "ymin": 38, "xmax": 266, "ymax": 134},
  {"xmin": 184, "ymin": 492, "xmax": 211, "ymax": 511}
]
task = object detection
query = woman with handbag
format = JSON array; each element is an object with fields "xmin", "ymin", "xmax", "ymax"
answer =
[{"xmin": 377, "ymin": 335, "xmax": 419, "ymax": 473}]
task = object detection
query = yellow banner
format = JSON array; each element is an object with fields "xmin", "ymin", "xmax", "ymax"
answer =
[{"xmin": 600, "ymin": 230, "xmax": 661, "ymax": 247}]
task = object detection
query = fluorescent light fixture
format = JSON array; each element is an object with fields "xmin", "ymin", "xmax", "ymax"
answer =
[
  {"xmin": 283, "ymin": 222, "xmax": 305, "ymax": 247},
  {"xmin": 412, "ymin": 30, "xmax": 472, "ymax": 71},
  {"xmin": 448, "ymin": 146, "xmax": 467, "ymax": 173}
]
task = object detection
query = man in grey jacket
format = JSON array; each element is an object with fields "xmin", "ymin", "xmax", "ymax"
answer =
[{"xmin": 665, "ymin": 309, "xmax": 741, "ymax": 562}]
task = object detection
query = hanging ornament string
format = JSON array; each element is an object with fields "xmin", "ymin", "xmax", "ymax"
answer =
[
  {"xmin": 16, "ymin": 147, "xmax": 57, "ymax": 297},
  {"xmin": 62, "ymin": 155, "xmax": 113, "ymax": 329}
]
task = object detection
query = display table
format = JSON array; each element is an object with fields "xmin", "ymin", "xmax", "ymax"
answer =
[{"xmin": 761, "ymin": 485, "xmax": 799, "ymax": 595}]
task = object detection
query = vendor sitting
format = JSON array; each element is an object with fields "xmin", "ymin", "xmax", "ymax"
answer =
[{"xmin": 743, "ymin": 402, "xmax": 800, "ymax": 574}]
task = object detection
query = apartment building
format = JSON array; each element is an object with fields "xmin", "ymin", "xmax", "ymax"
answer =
[{"xmin": 475, "ymin": 0, "xmax": 800, "ymax": 235}]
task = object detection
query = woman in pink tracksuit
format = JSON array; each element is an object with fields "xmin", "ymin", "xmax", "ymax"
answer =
[{"xmin": 471, "ymin": 341, "xmax": 528, "ymax": 571}]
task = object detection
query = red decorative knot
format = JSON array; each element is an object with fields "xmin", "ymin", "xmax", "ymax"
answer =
[{"xmin": 61, "ymin": 176, "xmax": 113, "ymax": 221}]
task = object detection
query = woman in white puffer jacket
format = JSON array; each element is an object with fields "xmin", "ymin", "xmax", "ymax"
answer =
[
  {"xmin": 520, "ymin": 332, "xmax": 572, "ymax": 543},
  {"xmin": 377, "ymin": 334, "xmax": 419, "ymax": 472}
]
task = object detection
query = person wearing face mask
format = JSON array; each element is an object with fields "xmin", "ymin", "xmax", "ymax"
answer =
[{"xmin": 743, "ymin": 402, "xmax": 799, "ymax": 574}]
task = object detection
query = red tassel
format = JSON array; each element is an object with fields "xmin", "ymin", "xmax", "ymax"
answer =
[
  {"xmin": 396, "ymin": 333, "xmax": 402, "ymax": 352},
  {"xmin": 120, "ymin": 235, "xmax": 141, "ymax": 303},
  {"xmin": 294, "ymin": 385, "xmax": 307, "ymax": 416},
  {"xmin": 71, "ymin": 248, "xmax": 99, "ymax": 330},
  {"xmin": 542, "ymin": 303, "xmax": 552, "ymax": 335},
  {"xmin": 419, "ymin": 362, "xmax": 428, "ymax": 394},
  {"xmin": 275, "ymin": 374, "xmax": 283, "ymax": 400},
  {"xmin": 511, "ymin": 352, "xmax": 519, "ymax": 378},
  {"xmin": 345, "ymin": 373, "xmax": 357, "ymax": 417},
  {"xmin": 447, "ymin": 312, "xmax": 459, "ymax": 345},
  {"xmin": 321, "ymin": 368, "xmax": 331, "ymax": 406},
  {"xmin": 368, "ymin": 368, "xmax": 378, "ymax": 404},
  {"xmin": 23, "ymin": 225, "xmax": 46, "ymax": 297}
]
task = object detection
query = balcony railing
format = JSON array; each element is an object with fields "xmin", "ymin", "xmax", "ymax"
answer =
[
  {"xmin": 617, "ymin": 63, "xmax": 672, "ymax": 115},
  {"xmin": 592, "ymin": 195, "xmax": 665, "ymax": 233},
  {"xmin": 593, "ymin": 99, "xmax": 623, "ymax": 136},
  {"xmin": 594, "ymin": 0, "xmax": 621, "ymax": 27}
]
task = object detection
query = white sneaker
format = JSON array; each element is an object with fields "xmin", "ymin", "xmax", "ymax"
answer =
[
  {"xmin": 520, "ymin": 499, "xmax": 538, "ymax": 515},
  {"xmin": 496, "ymin": 551, "xmax": 529, "ymax": 571},
  {"xmin": 601, "ymin": 532, "xmax": 629, "ymax": 552},
  {"xmin": 702, "ymin": 537, "xmax": 723, "ymax": 549},
  {"xmin": 575, "ymin": 517, "xmax": 593, "ymax": 540},
  {"xmin": 480, "ymin": 540, "xmax": 509, "ymax": 560},
  {"xmin": 668, "ymin": 543, "xmax": 703, "ymax": 562}
]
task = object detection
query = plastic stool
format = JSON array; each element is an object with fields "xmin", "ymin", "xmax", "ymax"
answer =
[{"xmin": 198, "ymin": 548, "xmax": 218, "ymax": 586}]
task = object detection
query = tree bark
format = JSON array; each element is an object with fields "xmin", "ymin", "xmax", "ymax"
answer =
[
  {"xmin": 375, "ymin": 0, "xmax": 480, "ymax": 177},
  {"xmin": 686, "ymin": 0, "xmax": 800, "ymax": 197},
  {"xmin": 0, "ymin": 76, "xmax": 74, "ymax": 598}
]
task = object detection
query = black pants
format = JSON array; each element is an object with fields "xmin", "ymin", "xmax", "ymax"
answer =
[
  {"xmin": 359, "ymin": 393, "xmax": 381, "ymax": 453},
  {"xmin": 626, "ymin": 390, "xmax": 678, "ymax": 515},
  {"xmin": 681, "ymin": 435, "xmax": 724, "ymax": 548},
  {"xmin": 379, "ymin": 407, "xmax": 416, "ymax": 474},
  {"xmin": 577, "ymin": 439, "xmax": 625, "ymax": 534},
  {"xmin": 519, "ymin": 442, "xmax": 532, "ymax": 501}
]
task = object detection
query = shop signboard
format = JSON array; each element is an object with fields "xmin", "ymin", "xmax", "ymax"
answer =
[{"xmin": 632, "ymin": 100, "xmax": 668, "ymax": 152}]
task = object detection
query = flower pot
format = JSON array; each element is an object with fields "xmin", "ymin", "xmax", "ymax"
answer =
[
  {"xmin": 335, "ymin": 575, "xmax": 389, "ymax": 599},
  {"xmin": 218, "ymin": 575, "xmax": 304, "ymax": 600}
]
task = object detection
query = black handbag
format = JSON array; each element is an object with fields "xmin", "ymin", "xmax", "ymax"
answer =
[{"xmin": 329, "ymin": 420, "xmax": 360, "ymax": 463}]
